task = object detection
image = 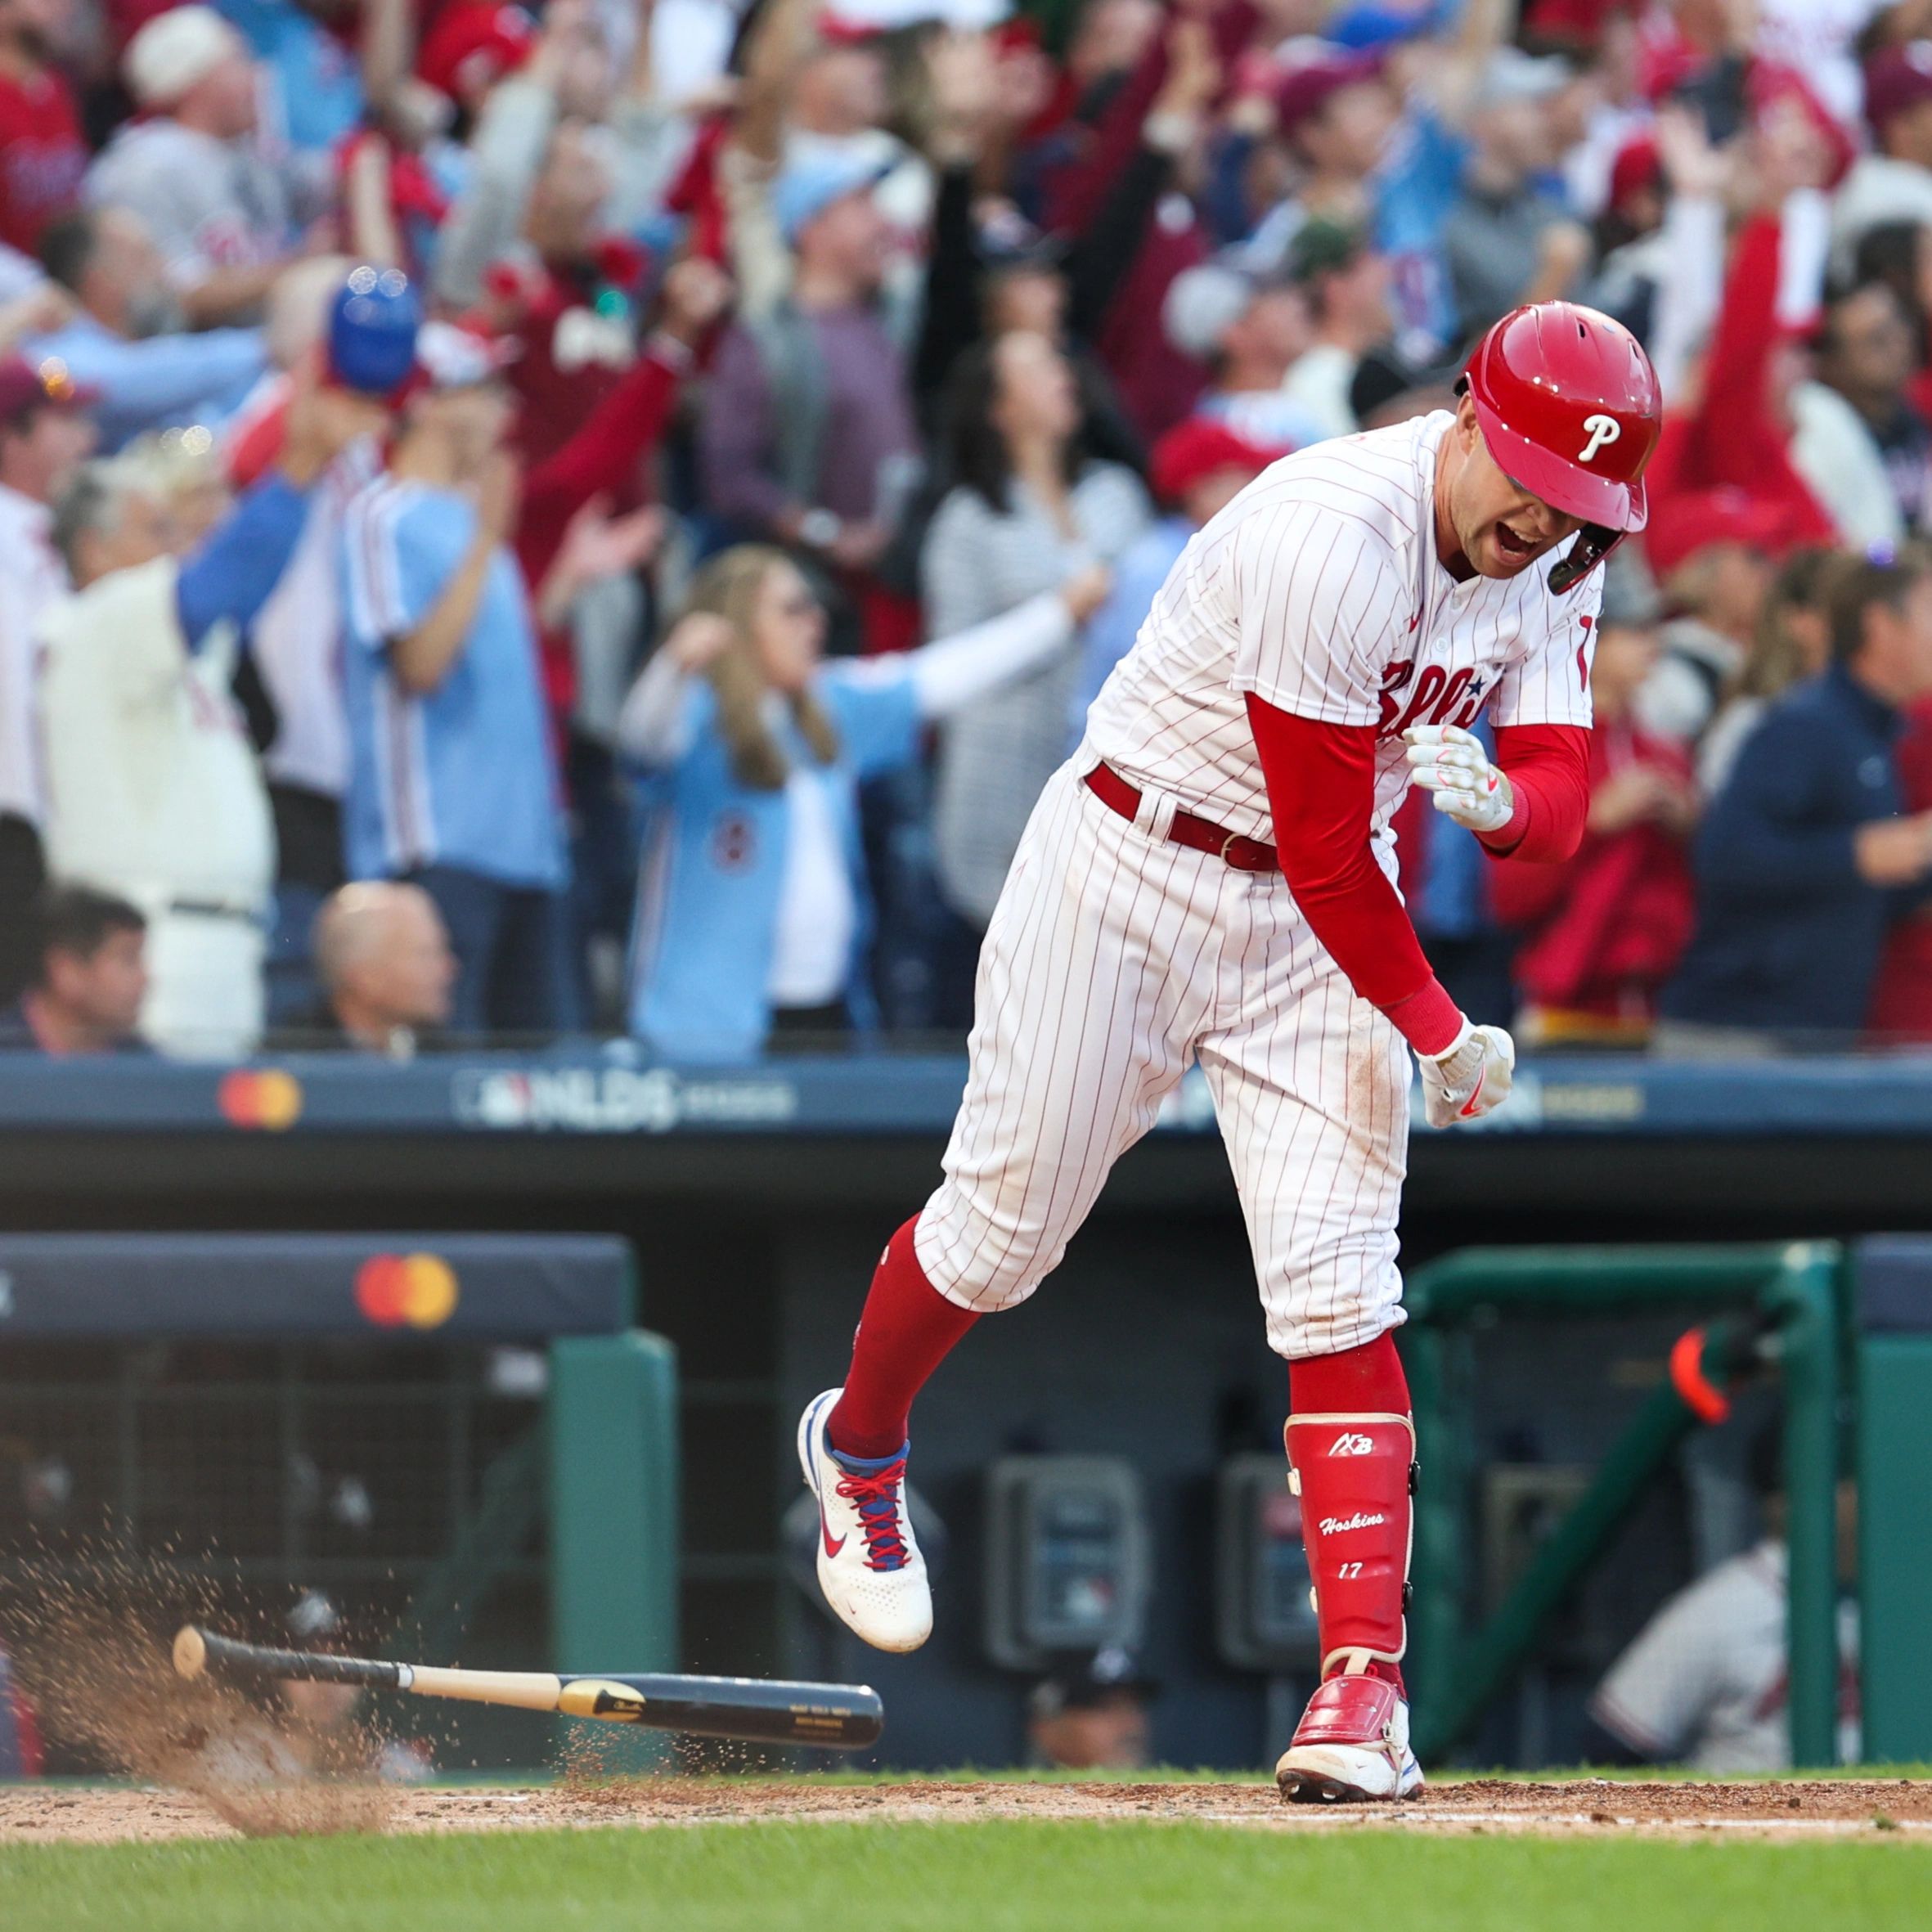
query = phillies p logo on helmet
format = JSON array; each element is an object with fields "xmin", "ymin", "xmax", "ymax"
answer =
[{"xmin": 1578, "ymin": 414, "xmax": 1621, "ymax": 463}]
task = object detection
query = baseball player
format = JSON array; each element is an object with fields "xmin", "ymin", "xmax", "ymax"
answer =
[{"xmin": 798, "ymin": 303, "xmax": 1661, "ymax": 1800}]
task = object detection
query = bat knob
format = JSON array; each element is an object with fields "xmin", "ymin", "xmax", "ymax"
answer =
[{"xmin": 172, "ymin": 1625, "xmax": 209, "ymax": 1680}]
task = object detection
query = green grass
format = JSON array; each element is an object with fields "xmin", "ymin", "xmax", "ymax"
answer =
[{"xmin": 4, "ymin": 1822, "xmax": 1932, "ymax": 1932}]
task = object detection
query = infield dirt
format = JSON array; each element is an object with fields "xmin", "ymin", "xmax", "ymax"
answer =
[{"xmin": 4, "ymin": 1776, "xmax": 1931, "ymax": 1844}]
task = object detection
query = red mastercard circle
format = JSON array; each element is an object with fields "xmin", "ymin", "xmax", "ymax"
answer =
[
  {"xmin": 355, "ymin": 1255, "xmax": 411, "ymax": 1326},
  {"xmin": 217, "ymin": 1071, "xmax": 261, "ymax": 1127}
]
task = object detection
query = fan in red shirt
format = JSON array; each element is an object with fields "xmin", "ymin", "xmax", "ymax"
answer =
[
  {"xmin": 0, "ymin": 0, "xmax": 85, "ymax": 255},
  {"xmin": 1491, "ymin": 602, "xmax": 1700, "ymax": 1046}
]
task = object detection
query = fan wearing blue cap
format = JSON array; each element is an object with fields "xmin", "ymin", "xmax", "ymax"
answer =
[
  {"xmin": 699, "ymin": 150, "xmax": 918, "ymax": 604},
  {"xmin": 771, "ymin": 152, "xmax": 896, "ymax": 251}
]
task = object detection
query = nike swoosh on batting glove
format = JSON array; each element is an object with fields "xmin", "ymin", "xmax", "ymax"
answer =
[
  {"xmin": 1417, "ymin": 1018, "xmax": 1516, "ymax": 1128},
  {"xmin": 1402, "ymin": 725, "xmax": 1514, "ymax": 836}
]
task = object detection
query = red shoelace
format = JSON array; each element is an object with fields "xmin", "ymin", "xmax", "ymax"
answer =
[{"xmin": 833, "ymin": 1458, "xmax": 910, "ymax": 1570}]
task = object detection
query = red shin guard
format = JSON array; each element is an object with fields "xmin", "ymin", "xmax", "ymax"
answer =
[
  {"xmin": 1287, "ymin": 1337, "xmax": 1415, "ymax": 1687},
  {"xmin": 827, "ymin": 1217, "xmax": 978, "ymax": 1460}
]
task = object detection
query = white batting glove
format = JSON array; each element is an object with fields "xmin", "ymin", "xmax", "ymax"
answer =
[
  {"xmin": 1403, "ymin": 725, "xmax": 1514, "ymax": 837},
  {"xmin": 1418, "ymin": 1019, "xmax": 1516, "ymax": 1128}
]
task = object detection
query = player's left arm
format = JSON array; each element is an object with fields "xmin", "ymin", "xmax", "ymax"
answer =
[{"xmin": 1405, "ymin": 582, "xmax": 1600, "ymax": 861}]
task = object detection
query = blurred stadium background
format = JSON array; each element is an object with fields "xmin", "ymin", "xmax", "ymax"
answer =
[
  {"xmin": 9, "ymin": 0, "xmax": 1932, "ymax": 1803},
  {"xmin": 2, "ymin": 1046, "xmax": 1926, "ymax": 1780}
]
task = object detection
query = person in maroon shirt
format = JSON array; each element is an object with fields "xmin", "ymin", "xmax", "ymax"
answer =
[
  {"xmin": 512, "ymin": 254, "xmax": 732, "ymax": 734},
  {"xmin": 0, "ymin": 0, "xmax": 85, "ymax": 255},
  {"xmin": 1869, "ymin": 690, "xmax": 1932, "ymax": 1043},
  {"xmin": 1490, "ymin": 610, "xmax": 1700, "ymax": 1045},
  {"xmin": 699, "ymin": 153, "xmax": 923, "ymax": 653}
]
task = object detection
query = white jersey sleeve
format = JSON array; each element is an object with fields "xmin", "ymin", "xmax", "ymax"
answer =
[
  {"xmin": 1489, "ymin": 569, "xmax": 1602, "ymax": 730},
  {"xmin": 1224, "ymin": 498, "xmax": 1410, "ymax": 729}
]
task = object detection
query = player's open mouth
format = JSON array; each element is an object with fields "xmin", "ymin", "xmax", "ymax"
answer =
[{"xmin": 1494, "ymin": 522, "xmax": 1534, "ymax": 563}]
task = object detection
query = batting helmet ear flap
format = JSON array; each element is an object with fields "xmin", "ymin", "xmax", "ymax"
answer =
[{"xmin": 1548, "ymin": 523, "xmax": 1622, "ymax": 595}]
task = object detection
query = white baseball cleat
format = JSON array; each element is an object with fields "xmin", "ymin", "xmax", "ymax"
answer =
[
  {"xmin": 1275, "ymin": 1674, "xmax": 1424, "ymax": 1804},
  {"xmin": 797, "ymin": 1387, "xmax": 932, "ymax": 1653}
]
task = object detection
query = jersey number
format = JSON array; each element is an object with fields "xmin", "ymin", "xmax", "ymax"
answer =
[{"xmin": 1378, "ymin": 661, "xmax": 1484, "ymax": 739}]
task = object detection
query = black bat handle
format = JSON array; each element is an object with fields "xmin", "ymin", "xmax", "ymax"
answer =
[{"xmin": 187, "ymin": 1626, "xmax": 404, "ymax": 1690}]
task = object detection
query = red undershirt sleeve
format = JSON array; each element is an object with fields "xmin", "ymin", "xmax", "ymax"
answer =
[
  {"xmin": 1483, "ymin": 723, "xmax": 1593, "ymax": 862},
  {"xmin": 1245, "ymin": 693, "xmax": 1464, "ymax": 1056}
]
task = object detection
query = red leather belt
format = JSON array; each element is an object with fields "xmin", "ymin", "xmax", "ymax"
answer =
[{"xmin": 1083, "ymin": 762, "xmax": 1278, "ymax": 873}]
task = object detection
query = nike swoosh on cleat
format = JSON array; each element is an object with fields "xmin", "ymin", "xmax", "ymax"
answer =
[{"xmin": 820, "ymin": 1507, "xmax": 846, "ymax": 1559}]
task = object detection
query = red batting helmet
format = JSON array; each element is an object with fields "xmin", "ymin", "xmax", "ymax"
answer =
[{"xmin": 1460, "ymin": 301, "xmax": 1662, "ymax": 595}]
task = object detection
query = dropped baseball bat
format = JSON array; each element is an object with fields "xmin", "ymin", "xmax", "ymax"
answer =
[{"xmin": 172, "ymin": 1625, "xmax": 883, "ymax": 1749}]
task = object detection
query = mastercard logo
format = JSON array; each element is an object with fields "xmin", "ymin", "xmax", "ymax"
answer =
[
  {"xmin": 218, "ymin": 1069, "xmax": 303, "ymax": 1130},
  {"xmin": 355, "ymin": 1253, "xmax": 460, "ymax": 1329}
]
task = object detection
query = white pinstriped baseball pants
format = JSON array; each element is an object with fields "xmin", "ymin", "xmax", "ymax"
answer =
[{"xmin": 915, "ymin": 755, "xmax": 1412, "ymax": 1359}]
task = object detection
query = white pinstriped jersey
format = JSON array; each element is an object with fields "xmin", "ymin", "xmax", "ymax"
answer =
[{"xmin": 1085, "ymin": 411, "xmax": 1602, "ymax": 852}]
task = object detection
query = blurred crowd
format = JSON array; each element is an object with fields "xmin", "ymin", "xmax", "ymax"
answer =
[{"xmin": 4, "ymin": 0, "xmax": 1932, "ymax": 1062}]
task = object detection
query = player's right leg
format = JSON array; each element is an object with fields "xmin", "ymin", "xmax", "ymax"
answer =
[
  {"xmin": 1200, "ymin": 946, "xmax": 1421, "ymax": 1799},
  {"xmin": 801, "ymin": 762, "xmax": 1232, "ymax": 1651}
]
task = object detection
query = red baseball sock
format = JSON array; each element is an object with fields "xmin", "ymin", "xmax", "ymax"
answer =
[
  {"xmin": 1288, "ymin": 1332, "xmax": 1413, "ymax": 1694},
  {"xmin": 1287, "ymin": 1329, "xmax": 1410, "ymax": 1417},
  {"xmin": 826, "ymin": 1217, "xmax": 978, "ymax": 1459}
]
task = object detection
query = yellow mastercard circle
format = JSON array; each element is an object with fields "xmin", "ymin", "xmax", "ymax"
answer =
[
  {"xmin": 400, "ymin": 1253, "xmax": 458, "ymax": 1328},
  {"xmin": 254, "ymin": 1070, "xmax": 303, "ymax": 1130}
]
